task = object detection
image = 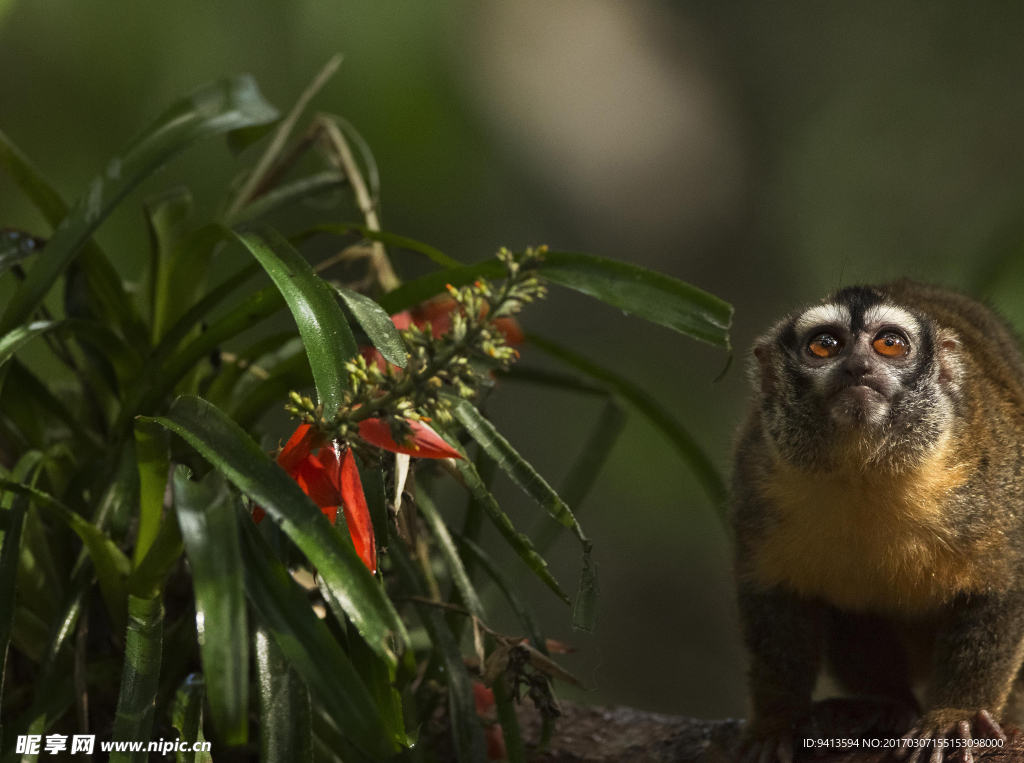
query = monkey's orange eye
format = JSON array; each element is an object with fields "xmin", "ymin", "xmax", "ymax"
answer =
[
  {"xmin": 873, "ymin": 332, "xmax": 908, "ymax": 357},
  {"xmin": 808, "ymin": 333, "xmax": 842, "ymax": 358}
]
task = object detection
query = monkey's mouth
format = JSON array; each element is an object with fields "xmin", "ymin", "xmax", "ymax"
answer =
[{"xmin": 827, "ymin": 383, "xmax": 890, "ymax": 425}]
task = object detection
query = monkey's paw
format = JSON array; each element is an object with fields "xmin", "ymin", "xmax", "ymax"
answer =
[
  {"xmin": 738, "ymin": 722, "xmax": 795, "ymax": 763},
  {"xmin": 892, "ymin": 709, "xmax": 1007, "ymax": 763}
]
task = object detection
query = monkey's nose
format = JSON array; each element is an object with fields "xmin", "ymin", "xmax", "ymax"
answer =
[{"xmin": 841, "ymin": 355, "xmax": 872, "ymax": 379}]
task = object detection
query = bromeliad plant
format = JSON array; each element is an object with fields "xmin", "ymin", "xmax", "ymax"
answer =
[{"xmin": 0, "ymin": 58, "xmax": 732, "ymax": 763}]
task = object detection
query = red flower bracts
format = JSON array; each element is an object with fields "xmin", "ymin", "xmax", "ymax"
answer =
[
  {"xmin": 357, "ymin": 418, "xmax": 463, "ymax": 460},
  {"xmin": 472, "ymin": 682, "xmax": 507, "ymax": 760},
  {"xmin": 254, "ymin": 423, "xmax": 377, "ymax": 573},
  {"xmin": 255, "ymin": 417, "xmax": 462, "ymax": 571}
]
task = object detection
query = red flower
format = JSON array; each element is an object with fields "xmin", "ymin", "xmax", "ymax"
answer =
[
  {"xmin": 471, "ymin": 681, "xmax": 507, "ymax": 760},
  {"xmin": 254, "ymin": 423, "xmax": 377, "ymax": 573},
  {"xmin": 360, "ymin": 294, "xmax": 524, "ymax": 371},
  {"xmin": 357, "ymin": 418, "xmax": 463, "ymax": 460}
]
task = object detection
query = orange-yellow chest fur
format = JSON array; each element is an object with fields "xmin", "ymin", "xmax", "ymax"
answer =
[{"xmin": 751, "ymin": 440, "xmax": 986, "ymax": 613}]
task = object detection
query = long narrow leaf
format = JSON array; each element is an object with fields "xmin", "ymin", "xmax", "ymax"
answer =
[
  {"xmin": 452, "ymin": 533, "xmax": 546, "ymax": 653},
  {"xmin": 0, "ymin": 494, "xmax": 26, "ymax": 748},
  {"xmin": 415, "ymin": 485, "xmax": 484, "ymax": 618},
  {"xmin": 439, "ymin": 434, "xmax": 570, "ymax": 605},
  {"xmin": 0, "ymin": 129, "xmax": 149, "ymax": 346},
  {"xmin": 379, "ymin": 252, "xmax": 732, "ymax": 346},
  {"xmin": 493, "ymin": 676, "xmax": 527, "ymax": 763},
  {"xmin": 171, "ymin": 674, "xmax": 213, "ymax": 763},
  {"xmin": 144, "ymin": 395, "xmax": 408, "ymax": 664},
  {"xmin": 109, "ymin": 595, "xmax": 164, "ymax": 763},
  {"xmin": 235, "ymin": 171, "xmax": 348, "ymax": 223},
  {"xmin": 445, "ymin": 396, "xmax": 597, "ymax": 628},
  {"xmin": 121, "ymin": 282, "xmax": 282, "ymax": 426},
  {"xmin": 254, "ymin": 625, "xmax": 313, "ymax": 763},
  {"xmin": 230, "ymin": 351, "xmax": 313, "ymax": 430},
  {"xmin": 333, "ymin": 285, "xmax": 407, "ymax": 367},
  {"xmin": 0, "ymin": 321, "xmax": 57, "ymax": 369},
  {"xmin": 174, "ymin": 468, "xmax": 248, "ymax": 745},
  {"xmin": 0, "ymin": 76, "xmax": 278, "ymax": 336},
  {"xmin": 152, "ymin": 223, "xmax": 230, "ymax": 343},
  {"xmin": 133, "ymin": 420, "xmax": 169, "ymax": 566},
  {"xmin": 0, "ymin": 480, "xmax": 131, "ymax": 635},
  {"xmin": 389, "ymin": 543, "xmax": 486, "ymax": 763},
  {"xmin": 527, "ymin": 332, "xmax": 728, "ymax": 515},
  {"xmin": 356, "ymin": 460, "xmax": 388, "ymax": 551},
  {"xmin": 239, "ymin": 516, "xmax": 394, "ymax": 760},
  {"xmin": 296, "ymin": 223, "xmax": 461, "ymax": 270},
  {"xmin": 534, "ymin": 398, "xmax": 627, "ymax": 556},
  {"xmin": 235, "ymin": 225, "xmax": 357, "ymax": 415}
]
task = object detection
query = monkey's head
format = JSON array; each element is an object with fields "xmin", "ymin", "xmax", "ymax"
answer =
[{"xmin": 750, "ymin": 285, "xmax": 964, "ymax": 472}]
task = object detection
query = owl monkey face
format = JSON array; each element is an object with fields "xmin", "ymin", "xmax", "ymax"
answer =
[{"xmin": 751, "ymin": 286, "xmax": 963, "ymax": 470}]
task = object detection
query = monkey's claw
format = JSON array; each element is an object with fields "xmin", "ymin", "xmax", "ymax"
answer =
[{"xmin": 892, "ymin": 709, "xmax": 1007, "ymax": 763}]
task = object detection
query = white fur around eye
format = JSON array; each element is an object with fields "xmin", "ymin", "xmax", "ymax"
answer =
[
  {"xmin": 862, "ymin": 305, "xmax": 920, "ymax": 342},
  {"xmin": 794, "ymin": 304, "xmax": 851, "ymax": 335}
]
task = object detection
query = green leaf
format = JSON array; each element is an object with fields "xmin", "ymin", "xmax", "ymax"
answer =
[
  {"xmin": 0, "ymin": 75, "xmax": 279, "ymax": 337},
  {"xmin": 492, "ymin": 674, "xmax": 527, "ymax": 763},
  {"xmin": 0, "ymin": 129, "xmax": 150, "ymax": 347},
  {"xmin": 355, "ymin": 459, "xmax": 388, "ymax": 551},
  {"xmin": 174, "ymin": 468, "xmax": 248, "ymax": 745},
  {"xmin": 235, "ymin": 225, "xmax": 357, "ymax": 415},
  {"xmin": 534, "ymin": 398, "xmax": 627, "ymax": 556},
  {"xmin": 0, "ymin": 480, "xmax": 131, "ymax": 635},
  {"xmin": 120, "ymin": 276, "xmax": 280, "ymax": 426},
  {"xmin": 389, "ymin": 543, "xmax": 486, "ymax": 763},
  {"xmin": 0, "ymin": 229, "xmax": 42, "ymax": 279},
  {"xmin": 538, "ymin": 252, "xmax": 732, "ymax": 348},
  {"xmin": 226, "ymin": 54, "xmax": 342, "ymax": 223},
  {"xmin": 254, "ymin": 625, "xmax": 313, "ymax": 763},
  {"xmin": 527, "ymin": 332, "xmax": 729, "ymax": 516},
  {"xmin": 0, "ymin": 493, "xmax": 27, "ymax": 742},
  {"xmin": 0, "ymin": 321, "xmax": 57, "ymax": 370},
  {"xmin": 143, "ymin": 395, "xmax": 408, "ymax": 665},
  {"xmin": 447, "ymin": 395, "xmax": 582, "ymax": 537},
  {"xmin": 415, "ymin": 485, "xmax": 484, "ymax": 619},
  {"xmin": 109, "ymin": 595, "xmax": 164, "ymax": 763},
  {"xmin": 452, "ymin": 533, "xmax": 546, "ymax": 653},
  {"xmin": 171, "ymin": 674, "xmax": 213, "ymax": 763},
  {"xmin": 348, "ymin": 629, "xmax": 407, "ymax": 749},
  {"xmin": 230, "ymin": 350, "xmax": 313, "ymax": 431},
  {"xmin": 445, "ymin": 395, "xmax": 598, "ymax": 629},
  {"xmin": 145, "ymin": 187, "xmax": 194, "ymax": 334},
  {"xmin": 379, "ymin": 251, "xmax": 733, "ymax": 347},
  {"xmin": 239, "ymin": 516, "xmax": 394, "ymax": 760},
  {"xmin": 439, "ymin": 433, "xmax": 570, "ymax": 605},
  {"xmin": 151, "ymin": 222, "xmax": 230, "ymax": 343},
  {"xmin": 204, "ymin": 330, "xmax": 298, "ymax": 408},
  {"xmin": 333, "ymin": 285, "xmax": 407, "ymax": 368},
  {"xmin": 234, "ymin": 171, "xmax": 348, "ymax": 223},
  {"xmin": 296, "ymin": 223, "xmax": 461, "ymax": 270},
  {"xmin": 127, "ymin": 508, "xmax": 183, "ymax": 600},
  {"xmin": 133, "ymin": 420, "xmax": 169, "ymax": 566},
  {"xmin": 226, "ymin": 119, "xmax": 280, "ymax": 156}
]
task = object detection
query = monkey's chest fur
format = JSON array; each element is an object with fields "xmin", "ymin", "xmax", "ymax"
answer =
[{"xmin": 752, "ymin": 444, "xmax": 1004, "ymax": 614}]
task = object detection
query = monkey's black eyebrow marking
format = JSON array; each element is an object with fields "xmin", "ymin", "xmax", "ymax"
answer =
[{"xmin": 833, "ymin": 286, "xmax": 885, "ymax": 335}]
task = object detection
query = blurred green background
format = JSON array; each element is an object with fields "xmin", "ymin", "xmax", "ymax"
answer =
[{"xmin": 3, "ymin": 0, "xmax": 1024, "ymax": 721}]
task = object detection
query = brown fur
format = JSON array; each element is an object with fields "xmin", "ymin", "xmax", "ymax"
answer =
[{"xmin": 734, "ymin": 281, "xmax": 1024, "ymax": 755}]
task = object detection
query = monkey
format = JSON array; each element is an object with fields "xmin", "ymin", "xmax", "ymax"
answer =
[{"xmin": 733, "ymin": 280, "xmax": 1024, "ymax": 763}]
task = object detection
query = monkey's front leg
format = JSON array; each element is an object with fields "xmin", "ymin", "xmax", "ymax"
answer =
[
  {"xmin": 738, "ymin": 585, "xmax": 823, "ymax": 763},
  {"xmin": 895, "ymin": 590, "xmax": 1024, "ymax": 763}
]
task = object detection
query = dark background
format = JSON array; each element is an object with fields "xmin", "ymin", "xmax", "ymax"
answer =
[{"xmin": 3, "ymin": 0, "xmax": 1024, "ymax": 720}]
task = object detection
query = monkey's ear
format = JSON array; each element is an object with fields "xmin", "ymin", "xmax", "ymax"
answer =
[
  {"xmin": 937, "ymin": 329, "xmax": 963, "ymax": 387},
  {"xmin": 751, "ymin": 341, "xmax": 776, "ymax": 394}
]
